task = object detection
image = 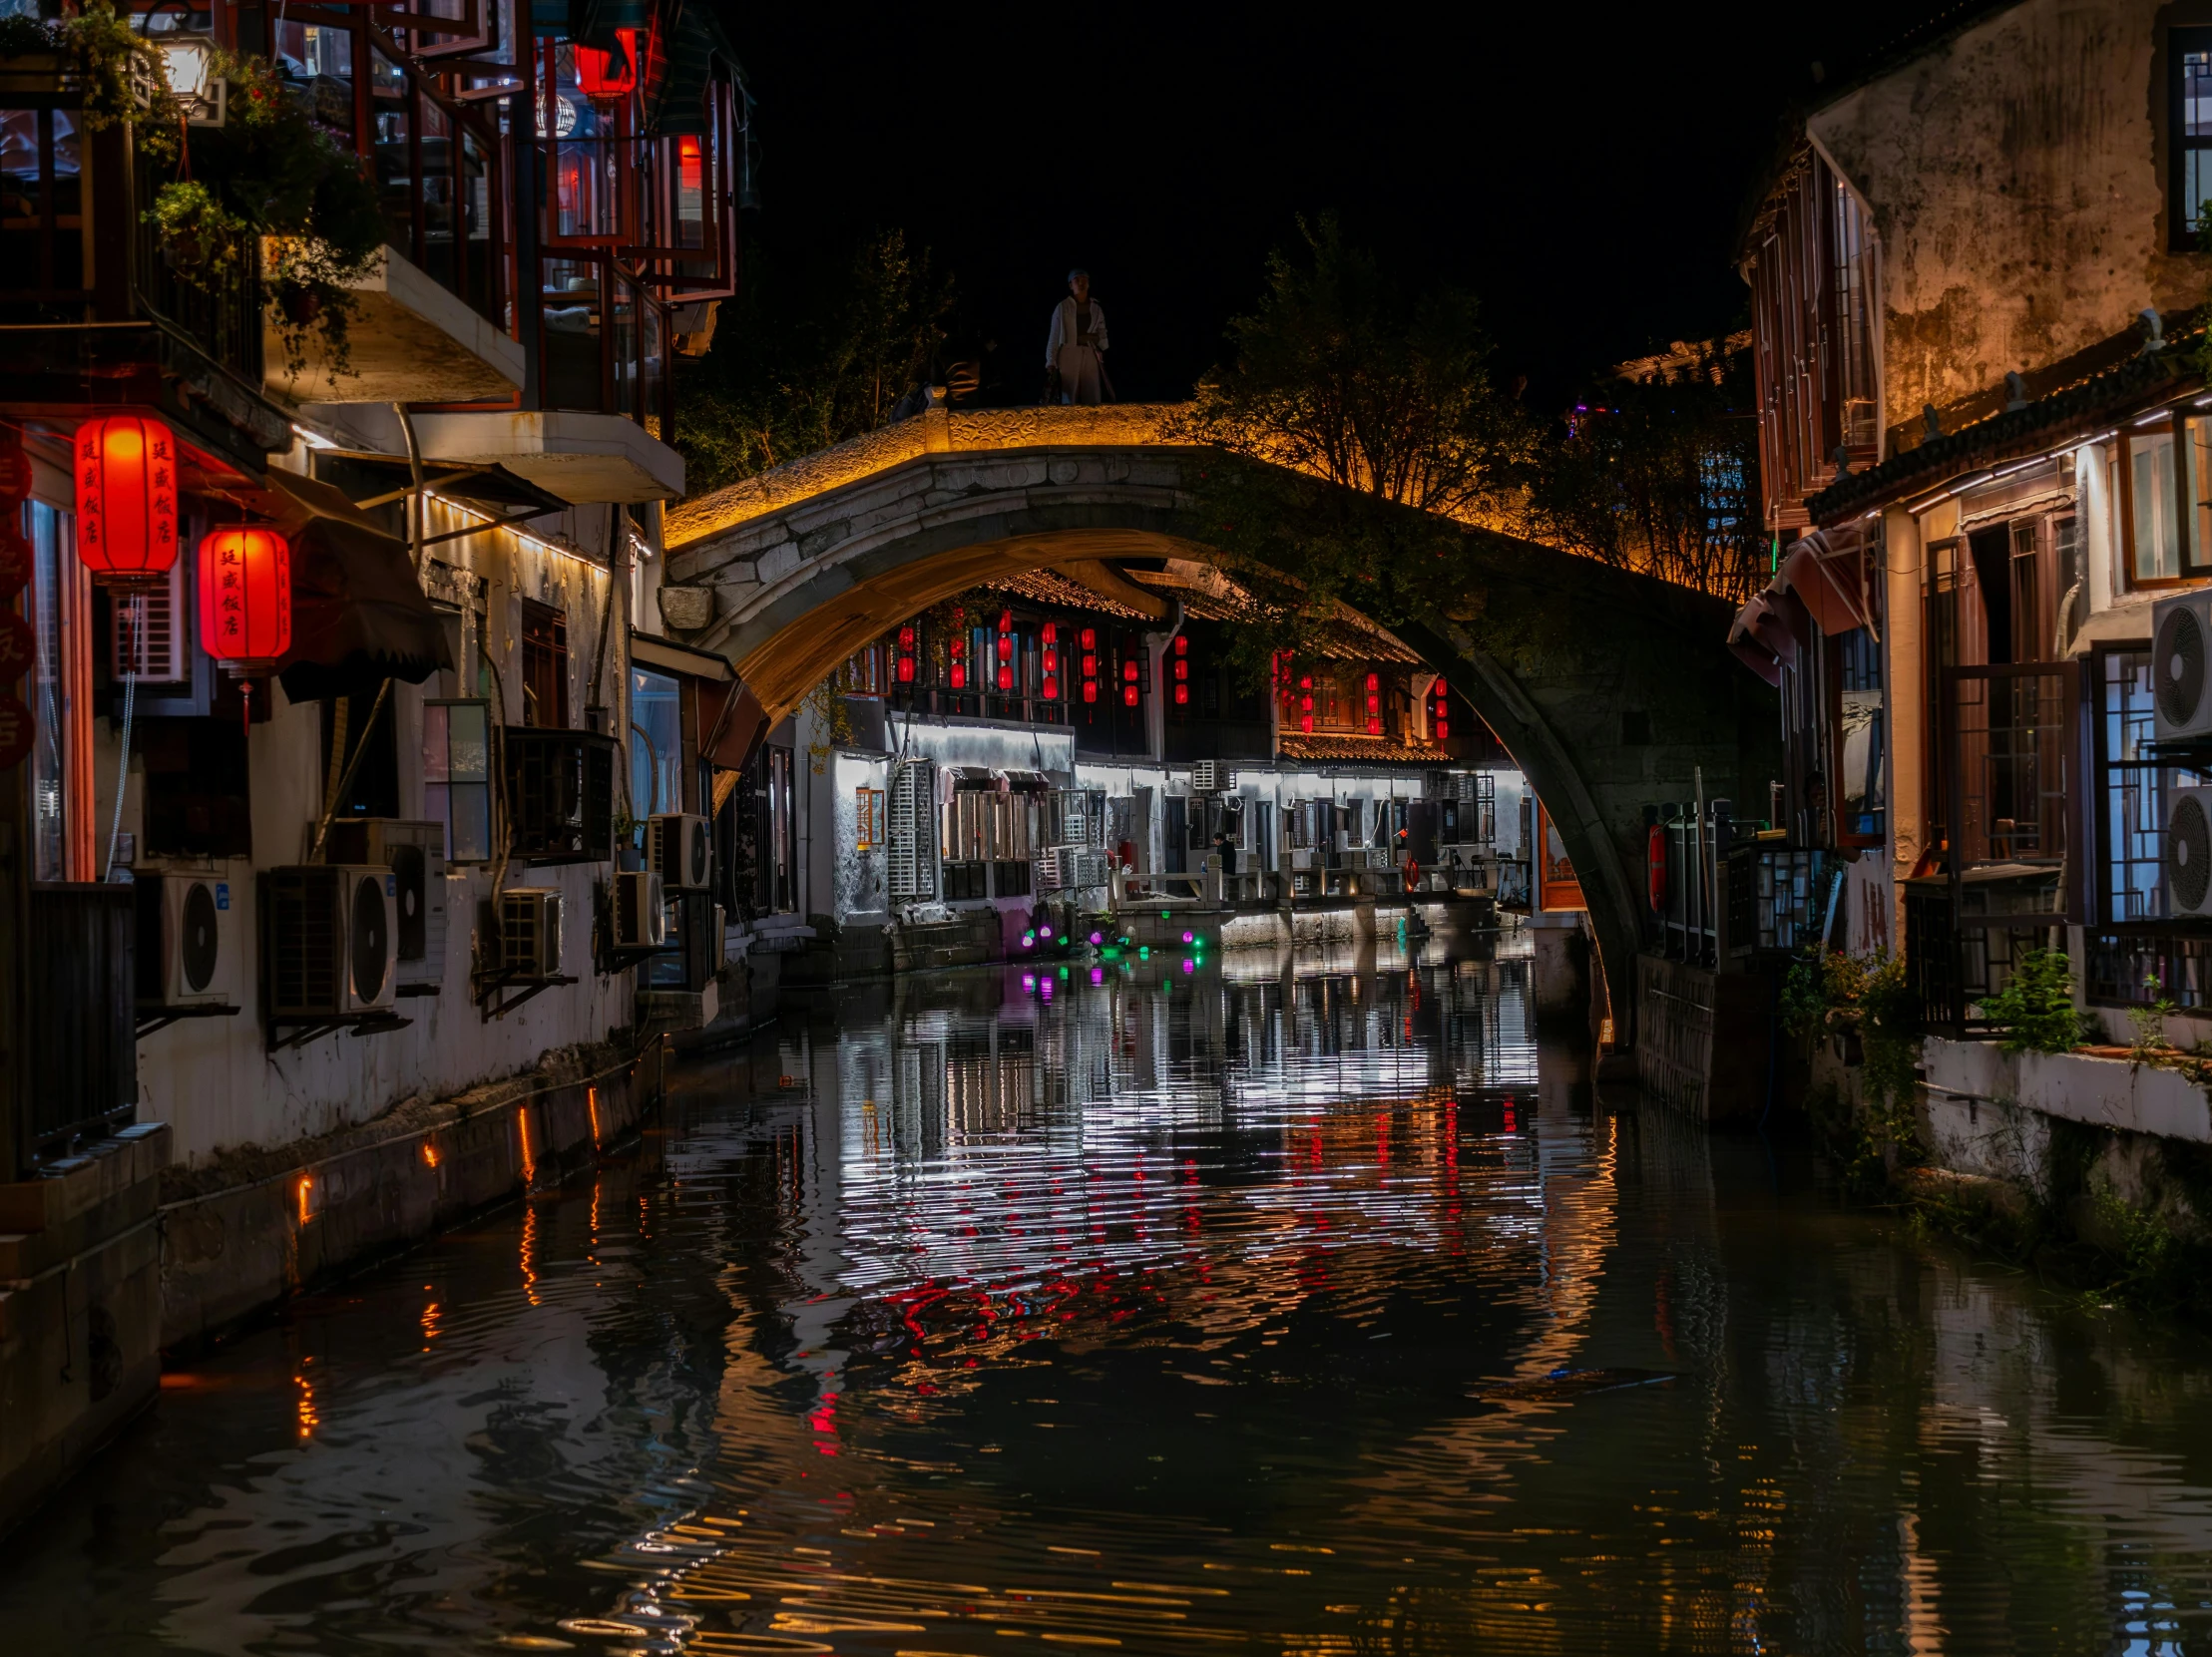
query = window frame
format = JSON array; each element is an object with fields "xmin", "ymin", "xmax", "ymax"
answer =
[{"xmin": 2172, "ymin": 26, "xmax": 2212, "ymax": 250}]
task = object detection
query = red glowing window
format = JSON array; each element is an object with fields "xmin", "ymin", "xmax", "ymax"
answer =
[{"xmin": 677, "ymin": 135, "xmax": 703, "ymax": 194}]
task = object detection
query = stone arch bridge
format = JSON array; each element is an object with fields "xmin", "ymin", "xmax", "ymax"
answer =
[{"xmin": 660, "ymin": 405, "xmax": 1779, "ymax": 1041}]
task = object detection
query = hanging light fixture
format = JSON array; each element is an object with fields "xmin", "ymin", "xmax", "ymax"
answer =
[
  {"xmin": 575, "ymin": 27, "xmax": 640, "ymax": 98},
  {"xmin": 74, "ymin": 414, "xmax": 180, "ymax": 584},
  {"xmin": 196, "ymin": 527, "xmax": 292, "ymax": 667}
]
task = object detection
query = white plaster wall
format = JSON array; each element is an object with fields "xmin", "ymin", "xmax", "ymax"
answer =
[{"xmin": 112, "ymin": 445, "xmax": 639, "ymax": 1168}]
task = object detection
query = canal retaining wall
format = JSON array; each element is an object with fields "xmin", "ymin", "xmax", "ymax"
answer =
[
  {"xmin": 1814, "ymin": 1034, "xmax": 2212, "ymax": 1295},
  {"xmin": 157, "ymin": 1035, "xmax": 670, "ymax": 1356}
]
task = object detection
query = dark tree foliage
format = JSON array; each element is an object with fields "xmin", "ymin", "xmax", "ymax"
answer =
[
  {"xmin": 1174, "ymin": 215, "xmax": 1538, "ymax": 690},
  {"xmin": 674, "ymin": 228, "xmax": 954, "ymax": 493},
  {"xmin": 1521, "ymin": 344, "xmax": 1768, "ymax": 604}
]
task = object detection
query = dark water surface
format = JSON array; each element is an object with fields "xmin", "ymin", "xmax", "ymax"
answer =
[{"xmin": 11, "ymin": 937, "xmax": 2212, "ymax": 1654}]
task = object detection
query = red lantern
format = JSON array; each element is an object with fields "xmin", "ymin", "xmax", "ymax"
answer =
[
  {"xmin": 196, "ymin": 527, "xmax": 291, "ymax": 666},
  {"xmin": 75, "ymin": 414, "xmax": 179, "ymax": 582},
  {"xmin": 575, "ymin": 28, "xmax": 639, "ymax": 98}
]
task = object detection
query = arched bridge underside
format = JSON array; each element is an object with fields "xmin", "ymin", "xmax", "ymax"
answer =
[{"xmin": 663, "ymin": 405, "xmax": 1780, "ymax": 1040}]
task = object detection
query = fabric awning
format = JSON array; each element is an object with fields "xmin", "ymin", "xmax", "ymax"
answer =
[
  {"xmin": 1779, "ymin": 523, "xmax": 1877, "ymax": 638},
  {"xmin": 1727, "ymin": 589, "xmax": 1803, "ymax": 686},
  {"xmin": 261, "ymin": 470, "xmax": 453, "ymax": 702}
]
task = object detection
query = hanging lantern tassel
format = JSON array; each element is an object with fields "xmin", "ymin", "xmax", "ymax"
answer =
[{"xmin": 196, "ymin": 527, "xmax": 292, "ymax": 721}]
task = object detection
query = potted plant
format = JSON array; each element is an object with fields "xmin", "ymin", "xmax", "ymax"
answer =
[{"xmin": 145, "ymin": 48, "xmax": 382, "ymax": 385}]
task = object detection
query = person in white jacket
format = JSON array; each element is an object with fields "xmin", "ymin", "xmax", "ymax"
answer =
[{"xmin": 1045, "ymin": 269, "xmax": 1109, "ymax": 404}]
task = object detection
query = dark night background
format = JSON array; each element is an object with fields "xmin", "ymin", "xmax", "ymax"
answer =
[{"xmin": 723, "ymin": 0, "xmax": 1961, "ymax": 410}]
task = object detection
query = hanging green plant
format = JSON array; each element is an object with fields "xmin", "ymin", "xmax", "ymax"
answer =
[
  {"xmin": 54, "ymin": 2, "xmax": 181, "ymax": 160},
  {"xmin": 145, "ymin": 48, "xmax": 384, "ymax": 387}
]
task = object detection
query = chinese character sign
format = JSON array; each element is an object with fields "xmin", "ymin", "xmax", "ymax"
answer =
[{"xmin": 74, "ymin": 414, "xmax": 180, "ymax": 580}]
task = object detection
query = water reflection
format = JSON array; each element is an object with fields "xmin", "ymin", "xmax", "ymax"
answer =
[{"xmin": 11, "ymin": 935, "xmax": 2212, "ymax": 1653}]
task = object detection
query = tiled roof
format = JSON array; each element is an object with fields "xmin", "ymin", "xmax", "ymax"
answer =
[{"xmin": 1808, "ymin": 331, "xmax": 2200, "ymax": 524}]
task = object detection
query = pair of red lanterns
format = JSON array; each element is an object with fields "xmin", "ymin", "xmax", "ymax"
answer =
[{"xmin": 73, "ymin": 414, "xmax": 292, "ymax": 668}]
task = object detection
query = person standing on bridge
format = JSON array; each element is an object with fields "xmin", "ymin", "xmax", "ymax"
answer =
[{"xmin": 1045, "ymin": 269, "xmax": 1112, "ymax": 404}]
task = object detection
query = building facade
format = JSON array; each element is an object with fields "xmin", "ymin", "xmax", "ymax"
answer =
[
  {"xmin": 1731, "ymin": 0, "xmax": 2212, "ymax": 1028},
  {"xmin": 0, "ymin": 0, "xmax": 745, "ymax": 1524}
]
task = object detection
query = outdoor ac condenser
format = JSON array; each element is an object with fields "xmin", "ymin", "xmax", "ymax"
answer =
[
  {"xmin": 649, "ymin": 812, "xmax": 714, "ymax": 891},
  {"xmin": 2153, "ymin": 590, "xmax": 2212, "ymax": 743},
  {"xmin": 613, "ymin": 870, "xmax": 667, "ymax": 949},
  {"xmin": 500, "ymin": 889, "xmax": 564, "ymax": 978},
  {"xmin": 2167, "ymin": 786, "xmax": 2212, "ymax": 916},
  {"xmin": 1191, "ymin": 760, "xmax": 1236, "ymax": 794},
  {"xmin": 263, "ymin": 865, "xmax": 397, "ymax": 1017},
  {"xmin": 325, "ymin": 819, "xmax": 447, "ymax": 988},
  {"xmin": 136, "ymin": 868, "xmax": 239, "ymax": 1008}
]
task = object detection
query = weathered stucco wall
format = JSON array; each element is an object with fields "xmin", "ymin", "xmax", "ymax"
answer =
[{"xmin": 1811, "ymin": 0, "xmax": 2212, "ymax": 436}]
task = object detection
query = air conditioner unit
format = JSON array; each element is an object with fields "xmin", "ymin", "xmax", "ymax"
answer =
[
  {"xmin": 614, "ymin": 870, "xmax": 667, "ymax": 949},
  {"xmin": 325, "ymin": 818, "xmax": 448, "ymax": 986},
  {"xmin": 649, "ymin": 812, "xmax": 713, "ymax": 891},
  {"xmin": 136, "ymin": 869, "xmax": 239, "ymax": 1007},
  {"xmin": 1365, "ymin": 847, "xmax": 1398, "ymax": 873},
  {"xmin": 2168, "ymin": 786, "xmax": 2212, "ymax": 916},
  {"xmin": 1290, "ymin": 848, "xmax": 1315, "ymax": 871},
  {"xmin": 1191, "ymin": 760, "xmax": 1236, "ymax": 794},
  {"xmin": 500, "ymin": 888, "xmax": 564, "ymax": 978},
  {"xmin": 2154, "ymin": 590, "xmax": 2212, "ymax": 742},
  {"xmin": 263, "ymin": 865, "xmax": 397, "ymax": 1017}
]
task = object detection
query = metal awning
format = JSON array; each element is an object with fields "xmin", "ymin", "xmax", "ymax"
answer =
[
  {"xmin": 313, "ymin": 449, "xmax": 571, "ymax": 517},
  {"xmin": 631, "ymin": 629, "xmax": 734, "ymax": 681}
]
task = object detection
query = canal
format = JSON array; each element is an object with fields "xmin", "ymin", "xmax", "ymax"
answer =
[{"xmin": 9, "ymin": 936, "xmax": 2212, "ymax": 1653}]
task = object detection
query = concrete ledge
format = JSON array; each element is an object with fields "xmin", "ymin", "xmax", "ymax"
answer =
[
  {"xmin": 1924, "ymin": 1036, "xmax": 2212, "ymax": 1143},
  {"xmin": 0, "ymin": 1124, "xmax": 171, "ymax": 1536}
]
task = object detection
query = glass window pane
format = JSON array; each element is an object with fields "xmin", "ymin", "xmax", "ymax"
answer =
[
  {"xmin": 2134, "ymin": 432, "xmax": 2179, "ymax": 580},
  {"xmin": 275, "ymin": 20, "xmax": 356, "ymax": 144}
]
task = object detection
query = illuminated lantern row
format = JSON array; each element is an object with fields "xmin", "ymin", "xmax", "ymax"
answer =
[
  {"xmin": 1040, "ymin": 621, "xmax": 1059, "ymax": 701},
  {"xmin": 1428, "ymin": 676, "xmax": 1452, "ymax": 741},
  {"xmin": 1172, "ymin": 633, "xmax": 1190, "ymax": 706},
  {"xmin": 1121, "ymin": 655, "xmax": 1138, "ymax": 707},
  {"xmin": 75, "ymin": 413, "xmax": 179, "ymax": 583},
  {"xmin": 1080, "ymin": 626, "xmax": 1098, "ymax": 703},
  {"xmin": 1366, "ymin": 669, "xmax": 1382, "ymax": 736},
  {"xmin": 1298, "ymin": 673, "xmax": 1314, "ymax": 734},
  {"xmin": 948, "ymin": 625, "xmax": 966, "ymax": 690},
  {"xmin": 896, "ymin": 623, "xmax": 917, "ymax": 684},
  {"xmin": 996, "ymin": 609, "xmax": 1014, "ymax": 692},
  {"xmin": 196, "ymin": 527, "xmax": 291, "ymax": 667}
]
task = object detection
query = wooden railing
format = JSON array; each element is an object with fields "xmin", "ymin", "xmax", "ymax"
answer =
[{"xmin": 24, "ymin": 884, "xmax": 137, "ymax": 1171}]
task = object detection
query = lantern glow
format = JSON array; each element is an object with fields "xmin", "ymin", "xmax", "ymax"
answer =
[
  {"xmin": 75, "ymin": 414, "xmax": 180, "ymax": 582},
  {"xmin": 195, "ymin": 527, "xmax": 292, "ymax": 665}
]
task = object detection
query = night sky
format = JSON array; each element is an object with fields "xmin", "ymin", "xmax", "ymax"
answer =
[{"xmin": 725, "ymin": 0, "xmax": 1960, "ymax": 411}]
